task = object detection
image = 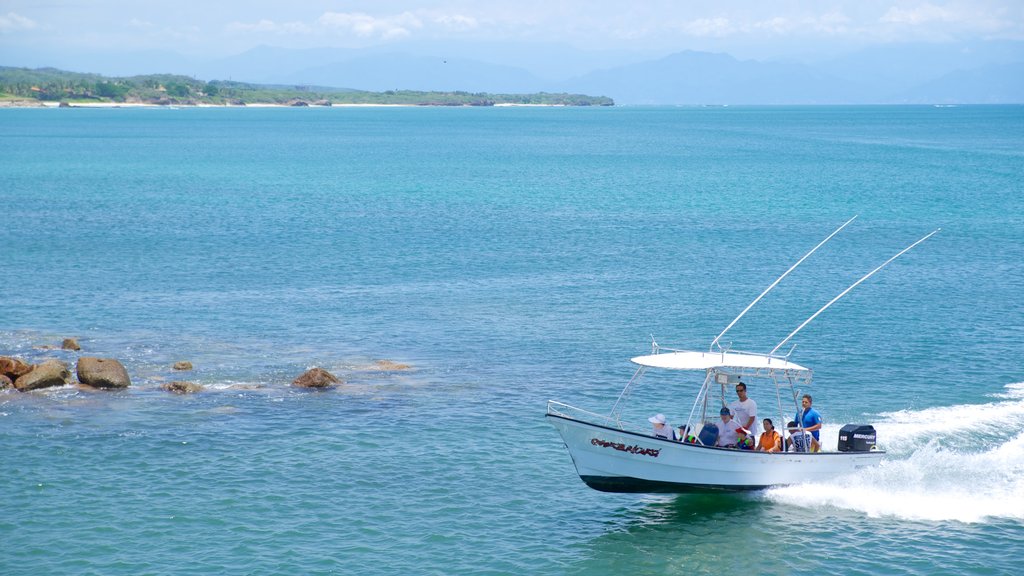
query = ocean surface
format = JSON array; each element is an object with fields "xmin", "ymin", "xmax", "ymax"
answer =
[{"xmin": 2, "ymin": 105, "xmax": 1023, "ymax": 575}]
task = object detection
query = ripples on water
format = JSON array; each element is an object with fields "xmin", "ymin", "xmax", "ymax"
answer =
[
  {"xmin": 2, "ymin": 106, "xmax": 1023, "ymax": 575},
  {"xmin": 5, "ymin": 361, "xmax": 1023, "ymax": 575}
]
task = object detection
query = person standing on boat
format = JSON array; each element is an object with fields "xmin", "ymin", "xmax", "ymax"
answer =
[
  {"xmin": 648, "ymin": 413, "xmax": 677, "ymax": 440},
  {"xmin": 795, "ymin": 394, "xmax": 823, "ymax": 442},
  {"xmin": 716, "ymin": 406, "xmax": 741, "ymax": 447},
  {"xmin": 757, "ymin": 418, "xmax": 782, "ymax": 452},
  {"xmin": 729, "ymin": 381, "xmax": 758, "ymax": 438}
]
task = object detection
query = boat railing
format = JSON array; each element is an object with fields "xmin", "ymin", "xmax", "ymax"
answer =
[{"xmin": 547, "ymin": 400, "xmax": 623, "ymax": 430}]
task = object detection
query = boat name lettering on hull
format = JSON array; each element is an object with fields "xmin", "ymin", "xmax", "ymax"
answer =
[{"xmin": 591, "ymin": 438, "xmax": 661, "ymax": 457}]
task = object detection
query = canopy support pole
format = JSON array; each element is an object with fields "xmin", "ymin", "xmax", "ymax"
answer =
[{"xmin": 684, "ymin": 371, "xmax": 713, "ymax": 444}]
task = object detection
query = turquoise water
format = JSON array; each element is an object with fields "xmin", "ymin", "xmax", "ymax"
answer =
[{"xmin": 2, "ymin": 105, "xmax": 1023, "ymax": 575}]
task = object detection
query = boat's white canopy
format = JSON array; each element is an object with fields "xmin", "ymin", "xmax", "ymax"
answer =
[{"xmin": 631, "ymin": 350, "xmax": 809, "ymax": 372}]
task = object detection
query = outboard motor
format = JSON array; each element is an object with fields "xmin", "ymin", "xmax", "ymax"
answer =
[{"xmin": 838, "ymin": 424, "xmax": 877, "ymax": 452}]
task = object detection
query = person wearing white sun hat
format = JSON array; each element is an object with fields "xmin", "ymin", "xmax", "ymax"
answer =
[{"xmin": 648, "ymin": 413, "xmax": 676, "ymax": 440}]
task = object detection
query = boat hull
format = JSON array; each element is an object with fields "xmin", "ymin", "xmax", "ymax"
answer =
[{"xmin": 547, "ymin": 414, "xmax": 884, "ymax": 493}]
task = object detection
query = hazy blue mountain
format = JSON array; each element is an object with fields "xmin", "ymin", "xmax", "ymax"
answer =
[
  {"xmin": 894, "ymin": 62, "xmax": 1024, "ymax": 104},
  {"xmin": 0, "ymin": 47, "xmax": 201, "ymax": 78},
  {"xmin": 198, "ymin": 45, "xmax": 360, "ymax": 83},
  {"xmin": 365, "ymin": 39, "xmax": 659, "ymax": 82},
  {"xmin": 819, "ymin": 41, "xmax": 1024, "ymax": 95},
  {"xmin": 196, "ymin": 41, "xmax": 654, "ymax": 88},
  {"xmin": 3, "ymin": 40, "xmax": 1021, "ymax": 103},
  {"xmin": 564, "ymin": 50, "xmax": 857, "ymax": 104},
  {"xmin": 282, "ymin": 53, "xmax": 546, "ymax": 93}
]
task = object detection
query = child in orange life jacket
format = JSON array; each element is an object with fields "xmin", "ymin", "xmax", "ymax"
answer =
[{"xmin": 735, "ymin": 427, "xmax": 754, "ymax": 450}]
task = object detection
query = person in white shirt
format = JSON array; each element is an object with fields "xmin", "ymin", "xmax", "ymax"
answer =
[
  {"xmin": 728, "ymin": 381, "xmax": 758, "ymax": 438},
  {"xmin": 648, "ymin": 413, "xmax": 676, "ymax": 440},
  {"xmin": 786, "ymin": 420, "xmax": 820, "ymax": 453},
  {"xmin": 715, "ymin": 406, "xmax": 741, "ymax": 447}
]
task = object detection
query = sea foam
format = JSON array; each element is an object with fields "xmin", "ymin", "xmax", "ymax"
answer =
[{"xmin": 764, "ymin": 382, "xmax": 1024, "ymax": 523}]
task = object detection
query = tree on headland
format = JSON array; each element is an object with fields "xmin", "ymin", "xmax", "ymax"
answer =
[
  {"xmin": 164, "ymin": 82, "xmax": 191, "ymax": 97},
  {"xmin": 0, "ymin": 66, "xmax": 614, "ymax": 106},
  {"xmin": 94, "ymin": 81, "xmax": 129, "ymax": 101}
]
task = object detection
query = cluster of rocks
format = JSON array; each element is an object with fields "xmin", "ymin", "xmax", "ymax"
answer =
[
  {"xmin": 1, "ymin": 356, "xmax": 131, "ymax": 391},
  {"xmin": 286, "ymin": 99, "xmax": 332, "ymax": 107},
  {"xmin": 2, "ymin": 337, "xmax": 412, "ymax": 394},
  {"xmin": 1, "ymin": 356, "xmax": 359, "ymax": 393}
]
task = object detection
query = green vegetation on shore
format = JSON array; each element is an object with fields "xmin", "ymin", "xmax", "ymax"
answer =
[{"xmin": 0, "ymin": 66, "xmax": 614, "ymax": 107}]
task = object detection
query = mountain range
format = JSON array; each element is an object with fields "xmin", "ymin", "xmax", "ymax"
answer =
[{"xmin": 5, "ymin": 40, "xmax": 1022, "ymax": 104}]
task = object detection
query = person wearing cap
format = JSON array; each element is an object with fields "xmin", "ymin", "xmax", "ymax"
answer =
[
  {"xmin": 728, "ymin": 381, "xmax": 759, "ymax": 438},
  {"xmin": 678, "ymin": 424, "xmax": 698, "ymax": 444},
  {"xmin": 795, "ymin": 394, "xmax": 823, "ymax": 442},
  {"xmin": 715, "ymin": 406, "xmax": 742, "ymax": 447},
  {"xmin": 786, "ymin": 420, "xmax": 820, "ymax": 453},
  {"xmin": 735, "ymin": 427, "xmax": 754, "ymax": 450},
  {"xmin": 757, "ymin": 418, "xmax": 782, "ymax": 452},
  {"xmin": 648, "ymin": 413, "xmax": 677, "ymax": 440}
]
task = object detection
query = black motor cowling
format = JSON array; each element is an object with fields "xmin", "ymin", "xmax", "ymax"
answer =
[{"xmin": 838, "ymin": 424, "xmax": 877, "ymax": 452}]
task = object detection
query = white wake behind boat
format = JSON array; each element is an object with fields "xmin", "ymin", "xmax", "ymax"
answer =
[{"xmin": 547, "ymin": 218, "xmax": 939, "ymax": 493}]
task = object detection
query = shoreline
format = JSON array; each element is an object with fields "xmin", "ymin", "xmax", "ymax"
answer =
[{"xmin": 0, "ymin": 100, "xmax": 574, "ymax": 109}]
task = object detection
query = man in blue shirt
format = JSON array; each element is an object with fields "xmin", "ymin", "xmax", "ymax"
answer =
[{"xmin": 795, "ymin": 394, "xmax": 822, "ymax": 442}]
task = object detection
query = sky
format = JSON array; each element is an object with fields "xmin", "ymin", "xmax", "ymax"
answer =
[{"xmin": 2, "ymin": 0, "xmax": 1023, "ymax": 63}]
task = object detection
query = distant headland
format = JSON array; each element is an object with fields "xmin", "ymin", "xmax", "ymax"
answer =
[{"xmin": 0, "ymin": 66, "xmax": 614, "ymax": 107}]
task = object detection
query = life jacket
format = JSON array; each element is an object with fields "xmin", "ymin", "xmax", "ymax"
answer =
[{"xmin": 737, "ymin": 436, "xmax": 754, "ymax": 450}]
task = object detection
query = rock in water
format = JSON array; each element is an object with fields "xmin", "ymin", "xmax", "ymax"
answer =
[
  {"xmin": 0, "ymin": 356, "xmax": 33, "ymax": 380},
  {"xmin": 374, "ymin": 359, "xmax": 412, "ymax": 371},
  {"xmin": 173, "ymin": 361, "xmax": 193, "ymax": 371},
  {"xmin": 162, "ymin": 381, "xmax": 203, "ymax": 394},
  {"xmin": 292, "ymin": 367, "xmax": 341, "ymax": 388},
  {"xmin": 76, "ymin": 357, "xmax": 131, "ymax": 389},
  {"xmin": 14, "ymin": 359, "xmax": 71, "ymax": 391},
  {"xmin": 62, "ymin": 338, "xmax": 81, "ymax": 351}
]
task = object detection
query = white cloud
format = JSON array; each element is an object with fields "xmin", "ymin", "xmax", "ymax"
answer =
[
  {"xmin": 873, "ymin": 2, "xmax": 1024, "ymax": 41},
  {"xmin": 672, "ymin": 10, "xmax": 862, "ymax": 40},
  {"xmin": 755, "ymin": 17, "xmax": 796, "ymax": 35},
  {"xmin": 318, "ymin": 11, "xmax": 422, "ymax": 40},
  {"xmin": 128, "ymin": 18, "xmax": 154, "ymax": 29},
  {"xmin": 752, "ymin": 12, "xmax": 854, "ymax": 37},
  {"xmin": 679, "ymin": 14, "xmax": 835, "ymax": 39},
  {"xmin": 812, "ymin": 11, "xmax": 853, "ymax": 35},
  {"xmin": 434, "ymin": 14, "xmax": 479, "ymax": 31},
  {"xmin": 225, "ymin": 18, "xmax": 311, "ymax": 35},
  {"xmin": 0, "ymin": 11, "xmax": 36, "ymax": 32},
  {"xmin": 881, "ymin": 3, "xmax": 956, "ymax": 25},
  {"xmin": 681, "ymin": 17, "xmax": 735, "ymax": 38}
]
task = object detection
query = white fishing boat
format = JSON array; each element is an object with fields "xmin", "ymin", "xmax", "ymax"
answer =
[{"xmin": 547, "ymin": 218, "xmax": 939, "ymax": 493}]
